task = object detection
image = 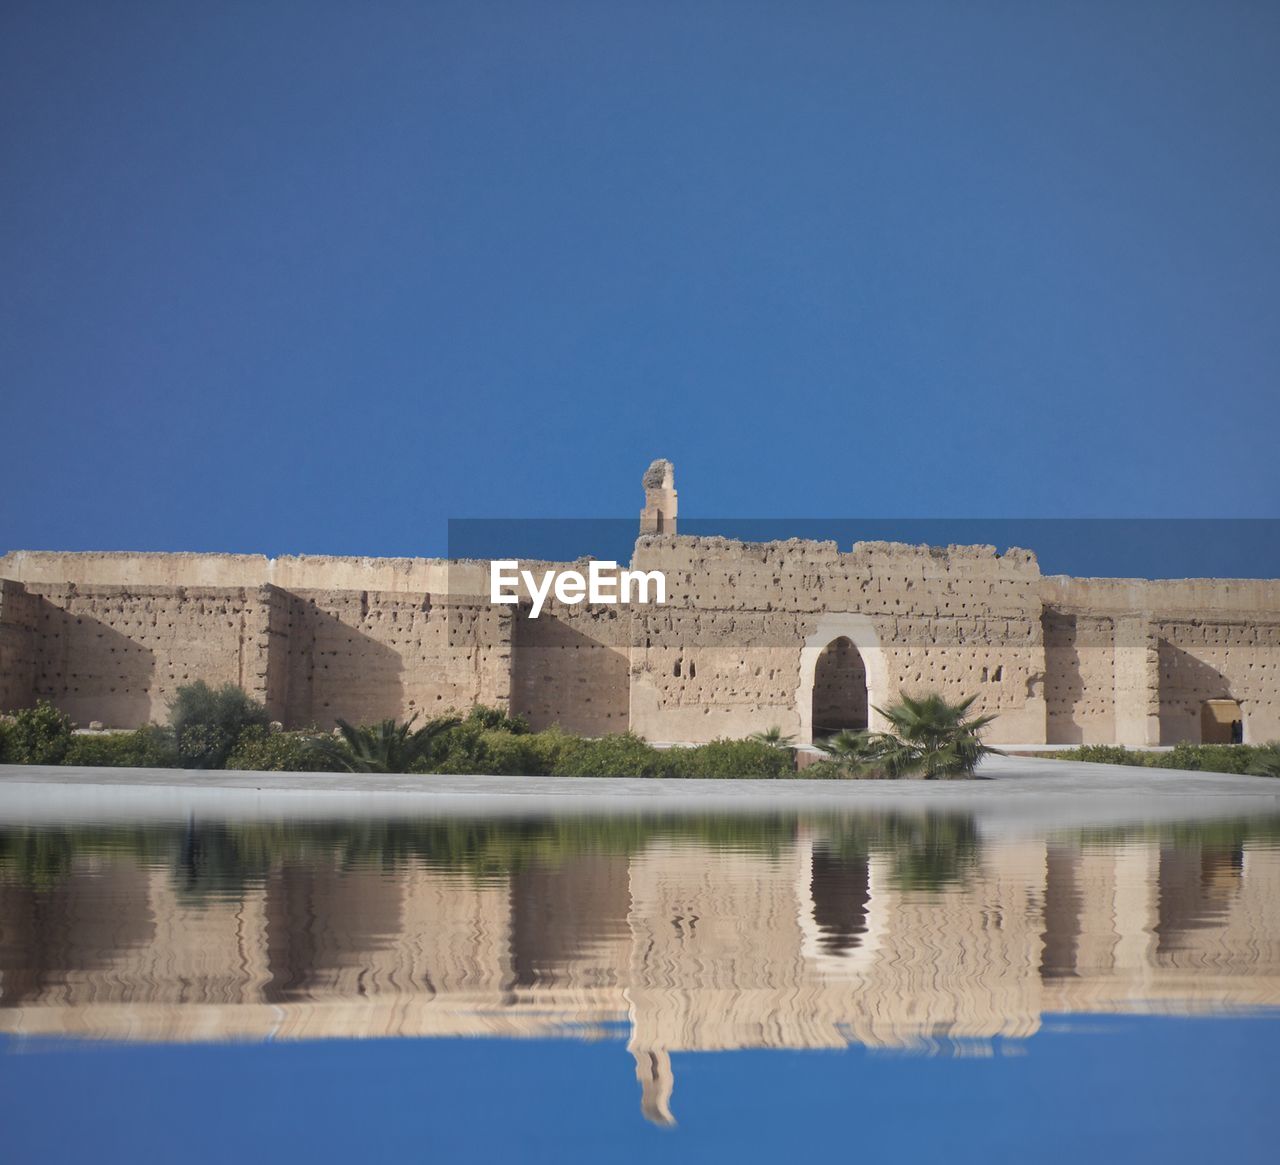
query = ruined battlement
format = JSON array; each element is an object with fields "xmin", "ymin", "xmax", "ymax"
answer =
[{"xmin": 3, "ymin": 460, "xmax": 1278, "ymax": 747}]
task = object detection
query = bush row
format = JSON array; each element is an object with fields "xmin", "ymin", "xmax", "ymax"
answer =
[
  {"xmin": 0, "ymin": 697, "xmax": 802, "ymax": 778},
  {"xmin": 1055, "ymin": 741, "xmax": 1280, "ymax": 777}
]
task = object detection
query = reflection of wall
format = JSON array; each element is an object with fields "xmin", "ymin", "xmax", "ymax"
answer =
[
  {"xmin": 4, "ymin": 832, "xmax": 1280, "ymax": 1124},
  {"xmin": 510, "ymin": 854, "xmax": 632, "ymax": 987}
]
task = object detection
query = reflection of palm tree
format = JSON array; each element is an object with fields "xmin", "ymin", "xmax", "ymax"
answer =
[{"xmin": 820, "ymin": 812, "xmax": 981, "ymax": 892}]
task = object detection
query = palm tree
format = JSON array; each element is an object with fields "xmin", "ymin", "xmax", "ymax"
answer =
[
  {"xmin": 814, "ymin": 728, "xmax": 888, "ymax": 775},
  {"xmin": 817, "ymin": 692, "xmax": 997, "ymax": 779},
  {"xmin": 311, "ymin": 714, "xmax": 460, "ymax": 773},
  {"xmin": 749, "ymin": 726, "xmax": 795, "ymax": 748}
]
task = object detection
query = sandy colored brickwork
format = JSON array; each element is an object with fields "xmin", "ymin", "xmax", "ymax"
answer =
[{"xmin": 3, "ymin": 464, "xmax": 1279, "ymax": 744}]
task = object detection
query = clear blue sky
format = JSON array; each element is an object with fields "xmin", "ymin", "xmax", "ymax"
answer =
[{"xmin": 3, "ymin": 1, "xmax": 1279, "ymax": 558}]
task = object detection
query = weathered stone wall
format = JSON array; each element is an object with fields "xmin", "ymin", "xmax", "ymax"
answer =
[
  {"xmin": 510, "ymin": 602, "xmax": 631, "ymax": 734},
  {"xmin": 3, "ymin": 532, "xmax": 1279, "ymax": 746},
  {"xmin": 0, "ymin": 572, "xmax": 511, "ymax": 731},
  {"xmin": 0, "ymin": 551, "xmax": 488, "ymax": 597},
  {"xmin": 628, "ymin": 536, "xmax": 1047, "ymax": 744},
  {"xmin": 1042, "ymin": 610, "xmax": 1118, "ymax": 744},
  {"xmin": 15, "ymin": 582, "xmax": 271, "ymax": 727},
  {"xmin": 1041, "ymin": 577, "xmax": 1280, "ymax": 745},
  {"xmin": 1155, "ymin": 617, "xmax": 1280, "ymax": 744},
  {"xmin": 0, "ymin": 580, "xmax": 40, "ymax": 713},
  {"xmin": 278, "ymin": 589, "xmax": 512, "ymax": 730}
]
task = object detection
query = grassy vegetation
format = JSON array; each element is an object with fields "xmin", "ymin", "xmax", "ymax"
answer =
[
  {"xmin": 0, "ymin": 695, "xmax": 798, "ymax": 778},
  {"xmin": 0, "ymin": 811, "xmax": 991, "ymax": 895},
  {"xmin": 1053, "ymin": 741, "xmax": 1280, "ymax": 777},
  {"xmin": 8, "ymin": 684, "xmax": 1280, "ymax": 781}
]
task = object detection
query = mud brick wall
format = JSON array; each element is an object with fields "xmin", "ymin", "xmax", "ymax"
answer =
[
  {"xmin": 1042, "ymin": 577, "xmax": 1280, "ymax": 745},
  {"xmin": 4, "ymin": 542, "xmax": 1279, "ymax": 746},
  {"xmin": 1155, "ymin": 618, "xmax": 1280, "ymax": 744},
  {"xmin": 0, "ymin": 580, "xmax": 40, "ymax": 713},
  {"xmin": 278, "ymin": 589, "xmax": 512, "ymax": 729},
  {"xmin": 1042, "ymin": 609, "xmax": 1118, "ymax": 744},
  {"xmin": 629, "ymin": 536, "xmax": 1047, "ymax": 744},
  {"xmin": 511, "ymin": 601, "xmax": 631, "ymax": 735},
  {"xmin": 19, "ymin": 583, "xmax": 272, "ymax": 728}
]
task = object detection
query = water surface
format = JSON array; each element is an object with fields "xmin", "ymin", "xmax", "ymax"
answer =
[{"xmin": 1, "ymin": 811, "xmax": 1277, "ymax": 1161}]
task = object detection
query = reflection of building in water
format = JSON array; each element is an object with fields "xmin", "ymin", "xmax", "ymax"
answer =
[{"xmin": 2, "ymin": 833, "xmax": 1279, "ymax": 1124}]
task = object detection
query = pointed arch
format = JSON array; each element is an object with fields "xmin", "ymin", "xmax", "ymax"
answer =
[{"xmin": 796, "ymin": 613, "xmax": 891, "ymax": 746}]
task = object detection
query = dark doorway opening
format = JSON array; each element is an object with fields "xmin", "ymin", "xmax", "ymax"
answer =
[
  {"xmin": 1201, "ymin": 698, "xmax": 1243, "ymax": 745},
  {"xmin": 812, "ymin": 637, "xmax": 868, "ymax": 739}
]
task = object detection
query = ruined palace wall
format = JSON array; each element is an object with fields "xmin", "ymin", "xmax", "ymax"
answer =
[
  {"xmin": 1042, "ymin": 577, "xmax": 1280, "ymax": 745},
  {"xmin": 0, "ymin": 580, "xmax": 40, "ymax": 712},
  {"xmin": 16, "ymin": 583, "xmax": 273, "ymax": 728},
  {"xmin": 628, "ymin": 536, "xmax": 1047, "ymax": 745},
  {"xmin": 278, "ymin": 589, "xmax": 512, "ymax": 730},
  {"xmin": 0, "ymin": 553, "xmax": 510, "ymax": 729},
  {"xmin": 510, "ymin": 602, "xmax": 631, "ymax": 735},
  {"xmin": 0, "ymin": 551, "xmax": 490, "ymax": 597},
  {"xmin": 1042, "ymin": 606, "xmax": 1118, "ymax": 743},
  {"xmin": 1, "ymin": 578, "xmax": 513, "ymax": 730}
]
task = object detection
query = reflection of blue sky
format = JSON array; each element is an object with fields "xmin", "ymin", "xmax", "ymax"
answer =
[
  {"xmin": 4, "ymin": 1016, "xmax": 1275, "ymax": 1163},
  {"xmin": 448, "ymin": 518, "xmax": 1280, "ymax": 580}
]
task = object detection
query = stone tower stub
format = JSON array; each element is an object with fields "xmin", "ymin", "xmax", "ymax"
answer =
[{"xmin": 640, "ymin": 459, "xmax": 677, "ymax": 536}]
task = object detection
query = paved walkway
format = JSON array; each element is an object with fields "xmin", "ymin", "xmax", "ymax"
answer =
[{"xmin": 1, "ymin": 754, "xmax": 1277, "ymax": 834}]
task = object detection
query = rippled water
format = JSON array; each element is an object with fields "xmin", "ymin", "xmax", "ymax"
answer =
[{"xmin": 2, "ymin": 811, "xmax": 1278, "ymax": 1161}]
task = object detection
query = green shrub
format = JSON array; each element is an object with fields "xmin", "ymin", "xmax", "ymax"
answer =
[
  {"xmin": 63, "ymin": 726, "xmax": 177, "ymax": 768},
  {"xmin": 812, "ymin": 693, "xmax": 996, "ymax": 779},
  {"xmin": 1171, "ymin": 743, "xmax": 1253, "ymax": 774},
  {"xmin": 463, "ymin": 705, "xmax": 530, "ymax": 734},
  {"xmin": 414, "ymin": 715, "xmax": 562, "ymax": 775},
  {"xmin": 416, "ymin": 717, "xmax": 500, "ymax": 774},
  {"xmin": 225, "ymin": 725, "xmax": 342, "ymax": 772},
  {"xmin": 522, "ymin": 727, "xmax": 573, "ymax": 774},
  {"xmin": 665, "ymin": 738, "xmax": 794, "ymax": 779},
  {"xmin": 1059, "ymin": 741, "xmax": 1265, "ymax": 776},
  {"xmin": 1248, "ymin": 743, "xmax": 1280, "ymax": 778},
  {"xmin": 551, "ymin": 732, "xmax": 674, "ymax": 778},
  {"xmin": 471, "ymin": 730, "xmax": 545, "ymax": 776},
  {"xmin": 0, "ymin": 701, "xmax": 74, "ymax": 765},
  {"xmin": 793, "ymin": 757, "xmax": 856, "ymax": 779},
  {"xmin": 1059, "ymin": 744, "xmax": 1149, "ymax": 766},
  {"xmin": 169, "ymin": 682, "xmax": 270, "ymax": 769}
]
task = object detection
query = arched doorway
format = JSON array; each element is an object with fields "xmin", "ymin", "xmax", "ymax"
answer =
[
  {"xmin": 796, "ymin": 613, "xmax": 888, "ymax": 746},
  {"xmin": 811, "ymin": 636, "xmax": 868, "ymax": 739},
  {"xmin": 1201, "ymin": 698, "xmax": 1244, "ymax": 744}
]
